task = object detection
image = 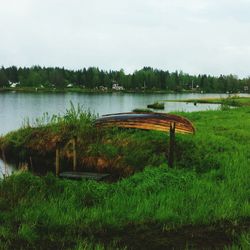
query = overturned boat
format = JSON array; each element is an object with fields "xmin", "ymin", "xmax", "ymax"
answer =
[{"xmin": 95, "ymin": 112, "xmax": 195, "ymax": 134}]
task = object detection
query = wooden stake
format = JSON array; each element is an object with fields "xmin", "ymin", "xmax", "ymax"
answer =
[
  {"xmin": 56, "ymin": 146, "xmax": 60, "ymax": 176},
  {"xmin": 1, "ymin": 147, "xmax": 7, "ymax": 177},
  {"xmin": 72, "ymin": 137, "xmax": 77, "ymax": 172},
  {"xmin": 168, "ymin": 122, "xmax": 175, "ymax": 168},
  {"xmin": 29, "ymin": 156, "xmax": 33, "ymax": 171}
]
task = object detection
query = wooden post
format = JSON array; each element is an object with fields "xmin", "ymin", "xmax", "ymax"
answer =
[
  {"xmin": 29, "ymin": 156, "xmax": 33, "ymax": 171},
  {"xmin": 168, "ymin": 122, "xmax": 175, "ymax": 168},
  {"xmin": 72, "ymin": 137, "xmax": 77, "ymax": 172},
  {"xmin": 1, "ymin": 147, "xmax": 7, "ymax": 177},
  {"xmin": 56, "ymin": 145, "xmax": 60, "ymax": 176}
]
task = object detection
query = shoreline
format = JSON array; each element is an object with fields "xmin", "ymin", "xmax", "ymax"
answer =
[
  {"xmin": 0, "ymin": 87, "xmax": 241, "ymax": 95},
  {"xmin": 162, "ymin": 96, "xmax": 250, "ymax": 107}
]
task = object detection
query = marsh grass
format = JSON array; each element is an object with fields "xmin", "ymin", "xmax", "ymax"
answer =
[
  {"xmin": 164, "ymin": 96, "xmax": 250, "ymax": 108},
  {"xmin": 147, "ymin": 102, "xmax": 164, "ymax": 109},
  {"xmin": 224, "ymin": 232, "xmax": 250, "ymax": 250},
  {"xmin": 132, "ymin": 108, "xmax": 153, "ymax": 113}
]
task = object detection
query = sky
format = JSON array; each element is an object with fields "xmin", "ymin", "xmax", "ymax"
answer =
[{"xmin": 0, "ymin": 0, "xmax": 250, "ymax": 77}]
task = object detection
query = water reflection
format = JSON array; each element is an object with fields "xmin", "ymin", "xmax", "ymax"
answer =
[
  {"xmin": 0, "ymin": 92, "xmax": 249, "ymax": 136},
  {"xmin": 0, "ymin": 159, "xmax": 15, "ymax": 178},
  {"xmin": 0, "ymin": 92, "xmax": 248, "ymax": 177}
]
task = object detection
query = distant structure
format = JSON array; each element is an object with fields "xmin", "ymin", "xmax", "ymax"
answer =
[
  {"xmin": 244, "ymin": 86, "xmax": 249, "ymax": 92},
  {"xmin": 98, "ymin": 85, "xmax": 108, "ymax": 91},
  {"xmin": 8, "ymin": 81, "xmax": 20, "ymax": 88},
  {"xmin": 112, "ymin": 83, "xmax": 124, "ymax": 91}
]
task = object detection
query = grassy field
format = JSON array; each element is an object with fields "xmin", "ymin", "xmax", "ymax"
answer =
[
  {"xmin": 163, "ymin": 96, "xmax": 250, "ymax": 107},
  {"xmin": 0, "ymin": 105, "xmax": 250, "ymax": 249}
]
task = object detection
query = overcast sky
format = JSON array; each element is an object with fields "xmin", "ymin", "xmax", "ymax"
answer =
[{"xmin": 0, "ymin": 0, "xmax": 250, "ymax": 77}]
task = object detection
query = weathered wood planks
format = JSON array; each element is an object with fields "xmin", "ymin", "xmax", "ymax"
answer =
[
  {"xmin": 59, "ymin": 172, "xmax": 110, "ymax": 180},
  {"xmin": 95, "ymin": 112, "xmax": 195, "ymax": 134},
  {"xmin": 95, "ymin": 112, "xmax": 195, "ymax": 168}
]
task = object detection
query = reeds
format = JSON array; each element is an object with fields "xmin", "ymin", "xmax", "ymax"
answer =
[{"xmin": 147, "ymin": 102, "xmax": 165, "ymax": 109}]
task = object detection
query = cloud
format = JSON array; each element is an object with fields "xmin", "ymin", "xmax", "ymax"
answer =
[{"xmin": 0, "ymin": 0, "xmax": 250, "ymax": 77}]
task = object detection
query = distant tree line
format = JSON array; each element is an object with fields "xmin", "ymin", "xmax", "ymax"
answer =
[{"xmin": 0, "ymin": 66, "xmax": 249, "ymax": 92}]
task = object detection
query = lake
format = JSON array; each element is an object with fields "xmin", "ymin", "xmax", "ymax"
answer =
[
  {"xmin": 1, "ymin": 91, "xmax": 244, "ymax": 136},
  {"xmin": 1, "ymin": 91, "xmax": 250, "ymax": 176},
  {"xmin": 0, "ymin": 159, "xmax": 15, "ymax": 178}
]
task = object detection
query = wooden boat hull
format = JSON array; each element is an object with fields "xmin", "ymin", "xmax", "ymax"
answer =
[{"xmin": 95, "ymin": 112, "xmax": 195, "ymax": 134}]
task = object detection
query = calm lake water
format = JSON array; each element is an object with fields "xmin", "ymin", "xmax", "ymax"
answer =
[
  {"xmin": 0, "ymin": 91, "xmax": 249, "ymax": 176},
  {"xmin": 1, "ymin": 91, "xmax": 244, "ymax": 136},
  {"xmin": 0, "ymin": 159, "xmax": 15, "ymax": 178}
]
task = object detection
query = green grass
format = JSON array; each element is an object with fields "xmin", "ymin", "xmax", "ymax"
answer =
[
  {"xmin": 132, "ymin": 108, "xmax": 153, "ymax": 113},
  {"xmin": 163, "ymin": 96, "xmax": 250, "ymax": 107},
  {"xmin": 0, "ymin": 106, "xmax": 250, "ymax": 248},
  {"xmin": 147, "ymin": 102, "xmax": 165, "ymax": 109},
  {"xmin": 0, "ymin": 86, "xmax": 111, "ymax": 94}
]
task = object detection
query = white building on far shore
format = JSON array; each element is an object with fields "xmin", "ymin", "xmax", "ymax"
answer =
[
  {"xmin": 112, "ymin": 83, "xmax": 124, "ymax": 91},
  {"xmin": 9, "ymin": 81, "xmax": 20, "ymax": 88}
]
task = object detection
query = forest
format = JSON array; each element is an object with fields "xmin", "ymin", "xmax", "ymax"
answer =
[{"xmin": 0, "ymin": 66, "xmax": 249, "ymax": 92}]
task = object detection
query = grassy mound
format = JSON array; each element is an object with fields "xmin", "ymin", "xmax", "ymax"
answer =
[
  {"xmin": 0, "ymin": 105, "xmax": 250, "ymax": 248},
  {"xmin": 147, "ymin": 102, "xmax": 165, "ymax": 109}
]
